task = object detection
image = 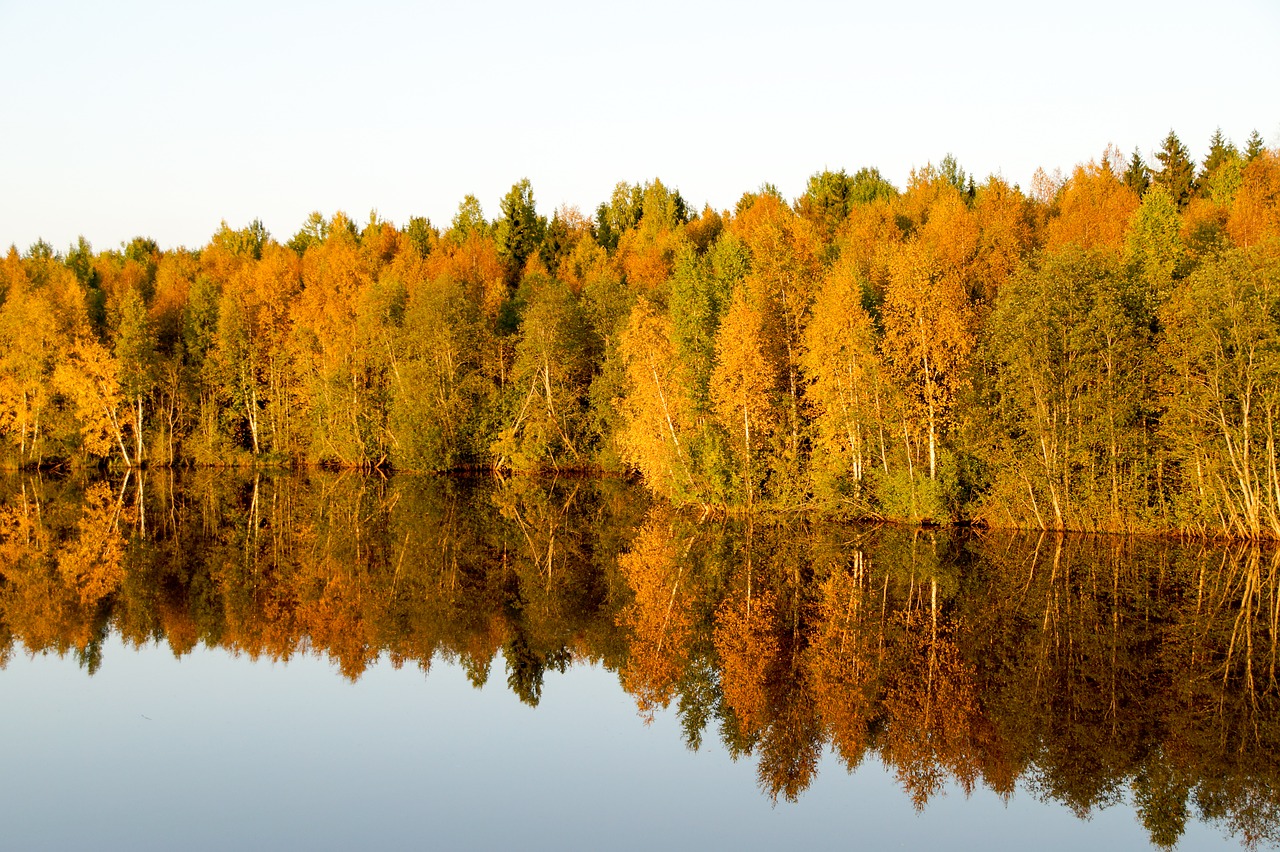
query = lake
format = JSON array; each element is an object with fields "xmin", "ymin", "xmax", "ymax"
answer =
[{"xmin": 0, "ymin": 470, "xmax": 1275, "ymax": 850}]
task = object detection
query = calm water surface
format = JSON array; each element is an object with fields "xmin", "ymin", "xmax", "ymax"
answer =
[{"xmin": 0, "ymin": 471, "xmax": 1275, "ymax": 851}]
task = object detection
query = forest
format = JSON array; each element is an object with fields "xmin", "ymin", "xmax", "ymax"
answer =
[{"xmin": 2, "ymin": 129, "xmax": 1280, "ymax": 537}]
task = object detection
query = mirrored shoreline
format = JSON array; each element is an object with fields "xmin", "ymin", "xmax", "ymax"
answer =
[{"xmin": 2, "ymin": 470, "xmax": 1277, "ymax": 850}]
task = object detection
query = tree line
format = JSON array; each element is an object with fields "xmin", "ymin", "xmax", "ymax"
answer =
[{"xmin": 2, "ymin": 129, "xmax": 1279, "ymax": 536}]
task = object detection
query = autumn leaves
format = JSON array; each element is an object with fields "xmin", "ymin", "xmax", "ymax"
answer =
[
  {"xmin": 2, "ymin": 136, "xmax": 1279, "ymax": 535},
  {"xmin": 615, "ymin": 178, "xmax": 989, "ymax": 520}
]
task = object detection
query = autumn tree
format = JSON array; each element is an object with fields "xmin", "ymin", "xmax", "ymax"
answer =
[
  {"xmin": 291, "ymin": 212, "xmax": 384, "ymax": 465},
  {"xmin": 210, "ymin": 290, "xmax": 260, "ymax": 454},
  {"xmin": 493, "ymin": 274, "xmax": 595, "ymax": 472},
  {"xmin": 881, "ymin": 193, "xmax": 976, "ymax": 485},
  {"xmin": 971, "ymin": 176, "xmax": 1036, "ymax": 304},
  {"xmin": 114, "ymin": 287, "xmax": 156, "ymax": 465},
  {"xmin": 668, "ymin": 236, "xmax": 742, "ymax": 410},
  {"xmin": 389, "ymin": 274, "xmax": 487, "ymax": 470},
  {"xmin": 431, "ymin": 197, "xmax": 506, "ymax": 323},
  {"xmin": 800, "ymin": 254, "xmax": 886, "ymax": 508},
  {"xmin": 683, "ymin": 204, "xmax": 724, "ymax": 254},
  {"xmin": 572, "ymin": 239, "xmax": 633, "ymax": 470},
  {"xmin": 710, "ymin": 286, "xmax": 783, "ymax": 509},
  {"xmin": 617, "ymin": 298, "xmax": 695, "ymax": 500},
  {"xmin": 1160, "ymin": 247, "xmax": 1280, "ymax": 538},
  {"xmin": 833, "ymin": 193, "xmax": 902, "ymax": 306},
  {"xmin": 614, "ymin": 179, "xmax": 689, "ymax": 294},
  {"xmin": 730, "ymin": 192, "xmax": 823, "ymax": 475},
  {"xmin": 1125, "ymin": 185, "xmax": 1186, "ymax": 308},
  {"xmin": 250, "ymin": 243, "xmax": 303, "ymax": 454},
  {"xmin": 984, "ymin": 249, "xmax": 1156, "ymax": 531},
  {"xmin": 1227, "ymin": 150, "xmax": 1280, "ymax": 248},
  {"xmin": 55, "ymin": 337, "xmax": 131, "ymax": 464},
  {"xmin": 0, "ymin": 251, "xmax": 86, "ymax": 465},
  {"xmin": 1044, "ymin": 153, "xmax": 1140, "ymax": 253}
]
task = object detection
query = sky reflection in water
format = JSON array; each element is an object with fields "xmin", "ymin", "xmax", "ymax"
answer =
[{"xmin": 0, "ymin": 637, "xmax": 1244, "ymax": 852}]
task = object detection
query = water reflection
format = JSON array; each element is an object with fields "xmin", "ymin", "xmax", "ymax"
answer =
[{"xmin": 1, "ymin": 470, "xmax": 1277, "ymax": 849}]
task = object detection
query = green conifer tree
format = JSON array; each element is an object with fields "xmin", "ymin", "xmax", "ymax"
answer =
[{"xmin": 1153, "ymin": 130, "xmax": 1195, "ymax": 208}]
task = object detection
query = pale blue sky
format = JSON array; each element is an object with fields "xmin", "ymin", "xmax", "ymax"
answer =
[{"xmin": 2, "ymin": 0, "xmax": 1277, "ymax": 252}]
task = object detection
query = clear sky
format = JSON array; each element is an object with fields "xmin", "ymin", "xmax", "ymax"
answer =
[{"xmin": 2, "ymin": 0, "xmax": 1277, "ymax": 253}]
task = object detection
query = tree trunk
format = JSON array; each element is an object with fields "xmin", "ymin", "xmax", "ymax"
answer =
[
  {"xmin": 927, "ymin": 397, "xmax": 937, "ymax": 481},
  {"xmin": 136, "ymin": 394, "xmax": 144, "ymax": 467},
  {"xmin": 247, "ymin": 380, "xmax": 260, "ymax": 456},
  {"xmin": 20, "ymin": 389, "xmax": 27, "ymax": 462},
  {"xmin": 743, "ymin": 402, "xmax": 753, "ymax": 511},
  {"xmin": 103, "ymin": 399, "xmax": 132, "ymax": 468}
]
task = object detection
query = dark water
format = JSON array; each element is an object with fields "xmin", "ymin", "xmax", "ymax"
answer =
[{"xmin": 1, "ymin": 471, "xmax": 1276, "ymax": 851}]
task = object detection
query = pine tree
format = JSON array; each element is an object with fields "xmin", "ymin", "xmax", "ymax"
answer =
[
  {"xmin": 1245, "ymin": 129, "xmax": 1266, "ymax": 162},
  {"xmin": 495, "ymin": 179, "xmax": 546, "ymax": 286},
  {"xmin": 1126, "ymin": 149, "xmax": 1157, "ymax": 197},
  {"xmin": 1153, "ymin": 130, "xmax": 1195, "ymax": 208},
  {"xmin": 1197, "ymin": 128, "xmax": 1237, "ymax": 197}
]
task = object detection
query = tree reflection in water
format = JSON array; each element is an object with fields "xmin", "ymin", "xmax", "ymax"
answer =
[{"xmin": 2, "ymin": 470, "xmax": 1278, "ymax": 849}]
